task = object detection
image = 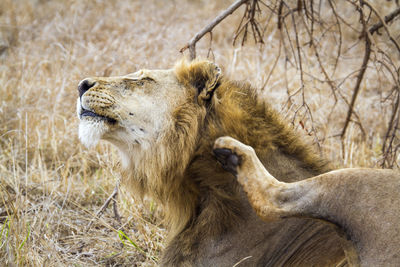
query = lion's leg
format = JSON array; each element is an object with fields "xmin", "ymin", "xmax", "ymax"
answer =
[
  {"xmin": 213, "ymin": 136, "xmax": 305, "ymax": 221},
  {"xmin": 213, "ymin": 137, "xmax": 347, "ymax": 222}
]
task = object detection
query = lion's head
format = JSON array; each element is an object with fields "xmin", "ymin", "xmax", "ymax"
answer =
[
  {"xmin": 78, "ymin": 62, "xmax": 215, "ymax": 142},
  {"xmin": 77, "ymin": 60, "xmax": 220, "ymax": 155}
]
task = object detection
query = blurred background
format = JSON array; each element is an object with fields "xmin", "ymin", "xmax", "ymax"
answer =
[{"xmin": 1, "ymin": 0, "xmax": 399, "ymax": 265}]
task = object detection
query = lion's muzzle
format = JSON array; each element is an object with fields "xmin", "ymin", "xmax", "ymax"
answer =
[
  {"xmin": 77, "ymin": 78, "xmax": 117, "ymax": 123},
  {"xmin": 78, "ymin": 78, "xmax": 96, "ymax": 98}
]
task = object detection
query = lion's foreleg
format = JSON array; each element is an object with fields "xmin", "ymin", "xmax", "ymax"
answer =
[{"xmin": 213, "ymin": 136, "xmax": 329, "ymax": 222}]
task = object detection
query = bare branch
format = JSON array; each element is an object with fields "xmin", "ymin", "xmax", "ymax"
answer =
[
  {"xmin": 341, "ymin": 2, "xmax": 372, "ymax": 139},
  {"xmin": 382, "ymin": 88, "xmax": 400, "ymax": 167},
  {"xmin": 369, "ymin": 6, "xmax": 400, "ymax": 35},
  {"xmin": 364, "ymin": 1, "xmax": 400, "ymax": 53},
  {"xmin": 233, "ymin": 0, "xmax": 265, "ymax": 46},
  {"xmin": 180, "ymin": 0, "xmax": 249, "ymax": 60}
]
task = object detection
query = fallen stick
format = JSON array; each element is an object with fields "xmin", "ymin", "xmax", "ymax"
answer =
[{"xmin": 86, "ymin": 183, "xmax": 120, "ymax": 231}]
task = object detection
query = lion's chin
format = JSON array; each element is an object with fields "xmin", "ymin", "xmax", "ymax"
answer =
[{"xmin": 78, "ymin": 119, "xmax": 108, "ymax": 148}]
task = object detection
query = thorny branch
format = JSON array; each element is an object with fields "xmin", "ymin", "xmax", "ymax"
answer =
[{"xmin": 182, "ymin": 0, "xmax": 400, "ymax": 167}]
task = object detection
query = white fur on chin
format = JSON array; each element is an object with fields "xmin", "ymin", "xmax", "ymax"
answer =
[{"xmin": 78, "ymin": 119, "xmax": 107, "ymax": 148}]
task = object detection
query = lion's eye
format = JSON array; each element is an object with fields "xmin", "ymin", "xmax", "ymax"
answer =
[{"xmin": 136, "ymin": 81, "xmax": 144, "ymax": 86}]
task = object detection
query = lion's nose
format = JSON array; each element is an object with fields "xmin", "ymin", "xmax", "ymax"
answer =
[{"xmin": 78, "ymin": 79, "xmax": 96, "ymax": 98}]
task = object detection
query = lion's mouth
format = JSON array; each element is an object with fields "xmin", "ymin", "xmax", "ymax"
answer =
[{"xmin": 80, "ymin": 107, "xmax": 117, "ymax": 123}]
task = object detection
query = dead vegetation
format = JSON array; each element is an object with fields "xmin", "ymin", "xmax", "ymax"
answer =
[{"xmin": 0, "ymin": 0, "xmax": 399, "ymax": 266}]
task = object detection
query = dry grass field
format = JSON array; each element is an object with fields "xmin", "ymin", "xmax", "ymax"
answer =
[{"xmin": 1, "ymin": 0, "xmax": 399, "ymax": 266}]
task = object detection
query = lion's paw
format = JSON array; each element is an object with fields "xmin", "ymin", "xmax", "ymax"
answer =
[{"xmin": 213, "ymin": 136, "xmax": 255, "ymax": 175}]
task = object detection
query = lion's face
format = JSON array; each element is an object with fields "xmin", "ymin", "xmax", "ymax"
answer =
[
  {"xmin": 77, "ymin": 61, "xmax": 221, "ymax": 164},
  {"xmin": 77, "ymin": 69, "xmax": 187, "ymax": 150}
]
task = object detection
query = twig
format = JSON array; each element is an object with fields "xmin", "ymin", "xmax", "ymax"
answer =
[
  {"xmin": 113, "ymin": 194, "xmax": 122, "ymax": 223},
  {"xmin": 327, "ymin": 0, "xmax": 342, "ymax": 76},
  {"xmin": 232, "ymin": 256, "xmax": 253, "ymax": 267},
  {"xmin": 180, "ymin": 0, "xmax": 249, "ymax": 60},
  {"xmin": 86, "ymin": 183, "xmax": 120, "ymax": 231},
  {"xmin": 206, "ymin": 32, "xmax": 215, "ymax": 60},
  {"xmin": 364, "ymin": 1, "xmax": 400, "ymax": 53},
  {"xmin": 299, "ymin": 9, "xmax": 338, "ymax": 102},
  {"xmin": 382, "ymin": 88, "xmax": 400, "ymax": 167},
  {"xmin": 341, "ymin": 2, "xmax": 371, "ymax": 139},
  {"xmin": 369, "ymin": 6, "xmax": 400, "ymax": 35},
  {"xmin": 233, "ymin": 0, "xmax": 264, "ymax": 46},
  {"xmin": 261, "ymin": 36, "xmax": 282, "ymax": 90}
]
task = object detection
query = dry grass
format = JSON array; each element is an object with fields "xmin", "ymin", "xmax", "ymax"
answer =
[{"xmin": 0, "ymin": 0, "xmax": 399, "ymax": 266}]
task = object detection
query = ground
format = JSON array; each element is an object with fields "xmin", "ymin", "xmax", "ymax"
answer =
[{"xmin": 0, "ymin": 0, "xmax": 399, "ymax": 266}]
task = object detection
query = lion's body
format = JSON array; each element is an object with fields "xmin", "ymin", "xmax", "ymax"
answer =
[{"xmin": 77, "ymin": 60, "xmax": 345, "ymax": 266}]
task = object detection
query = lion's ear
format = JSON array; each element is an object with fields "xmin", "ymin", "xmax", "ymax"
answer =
[
  {"xmin": 196, "ymin": 62, "xmax": 221, "ymax": 104},
  {"xmin": 175, "ymin": 60, "xmax": 222, "ymax": 104}
]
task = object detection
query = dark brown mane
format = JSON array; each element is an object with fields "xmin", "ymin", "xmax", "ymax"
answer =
[
  {"xmin": 210, "ymin": 78, "xmax": 330, "ymax": 173},
  {"xmin": 181, "ymin": 77, "xmax": 330, "ymax": 234}
]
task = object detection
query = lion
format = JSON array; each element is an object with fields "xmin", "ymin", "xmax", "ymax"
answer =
[
  {"xmin": 213, "ymin": 136, "xmax": 400, "ymax": 266},
  {"xmin": 77, "ymin": 60, "xmax": 348, "ymax": 266}
]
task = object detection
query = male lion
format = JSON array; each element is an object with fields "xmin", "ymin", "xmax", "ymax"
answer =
[
  {"xmin": 77, "ymin": 60, "xmax": 347, "ymax": 266},
  {"xmin": 213, "ymin": 136, "xmax": 400, "ymax": 266}
]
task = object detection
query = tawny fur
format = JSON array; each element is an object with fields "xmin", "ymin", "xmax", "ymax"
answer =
[
  {"xmin": 78, "ymin": 60, "xmax": 346, "ymax": 266},
  {"xmin": 213, "ymin": 136, "xmax": 400, "ymax": 267}
]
